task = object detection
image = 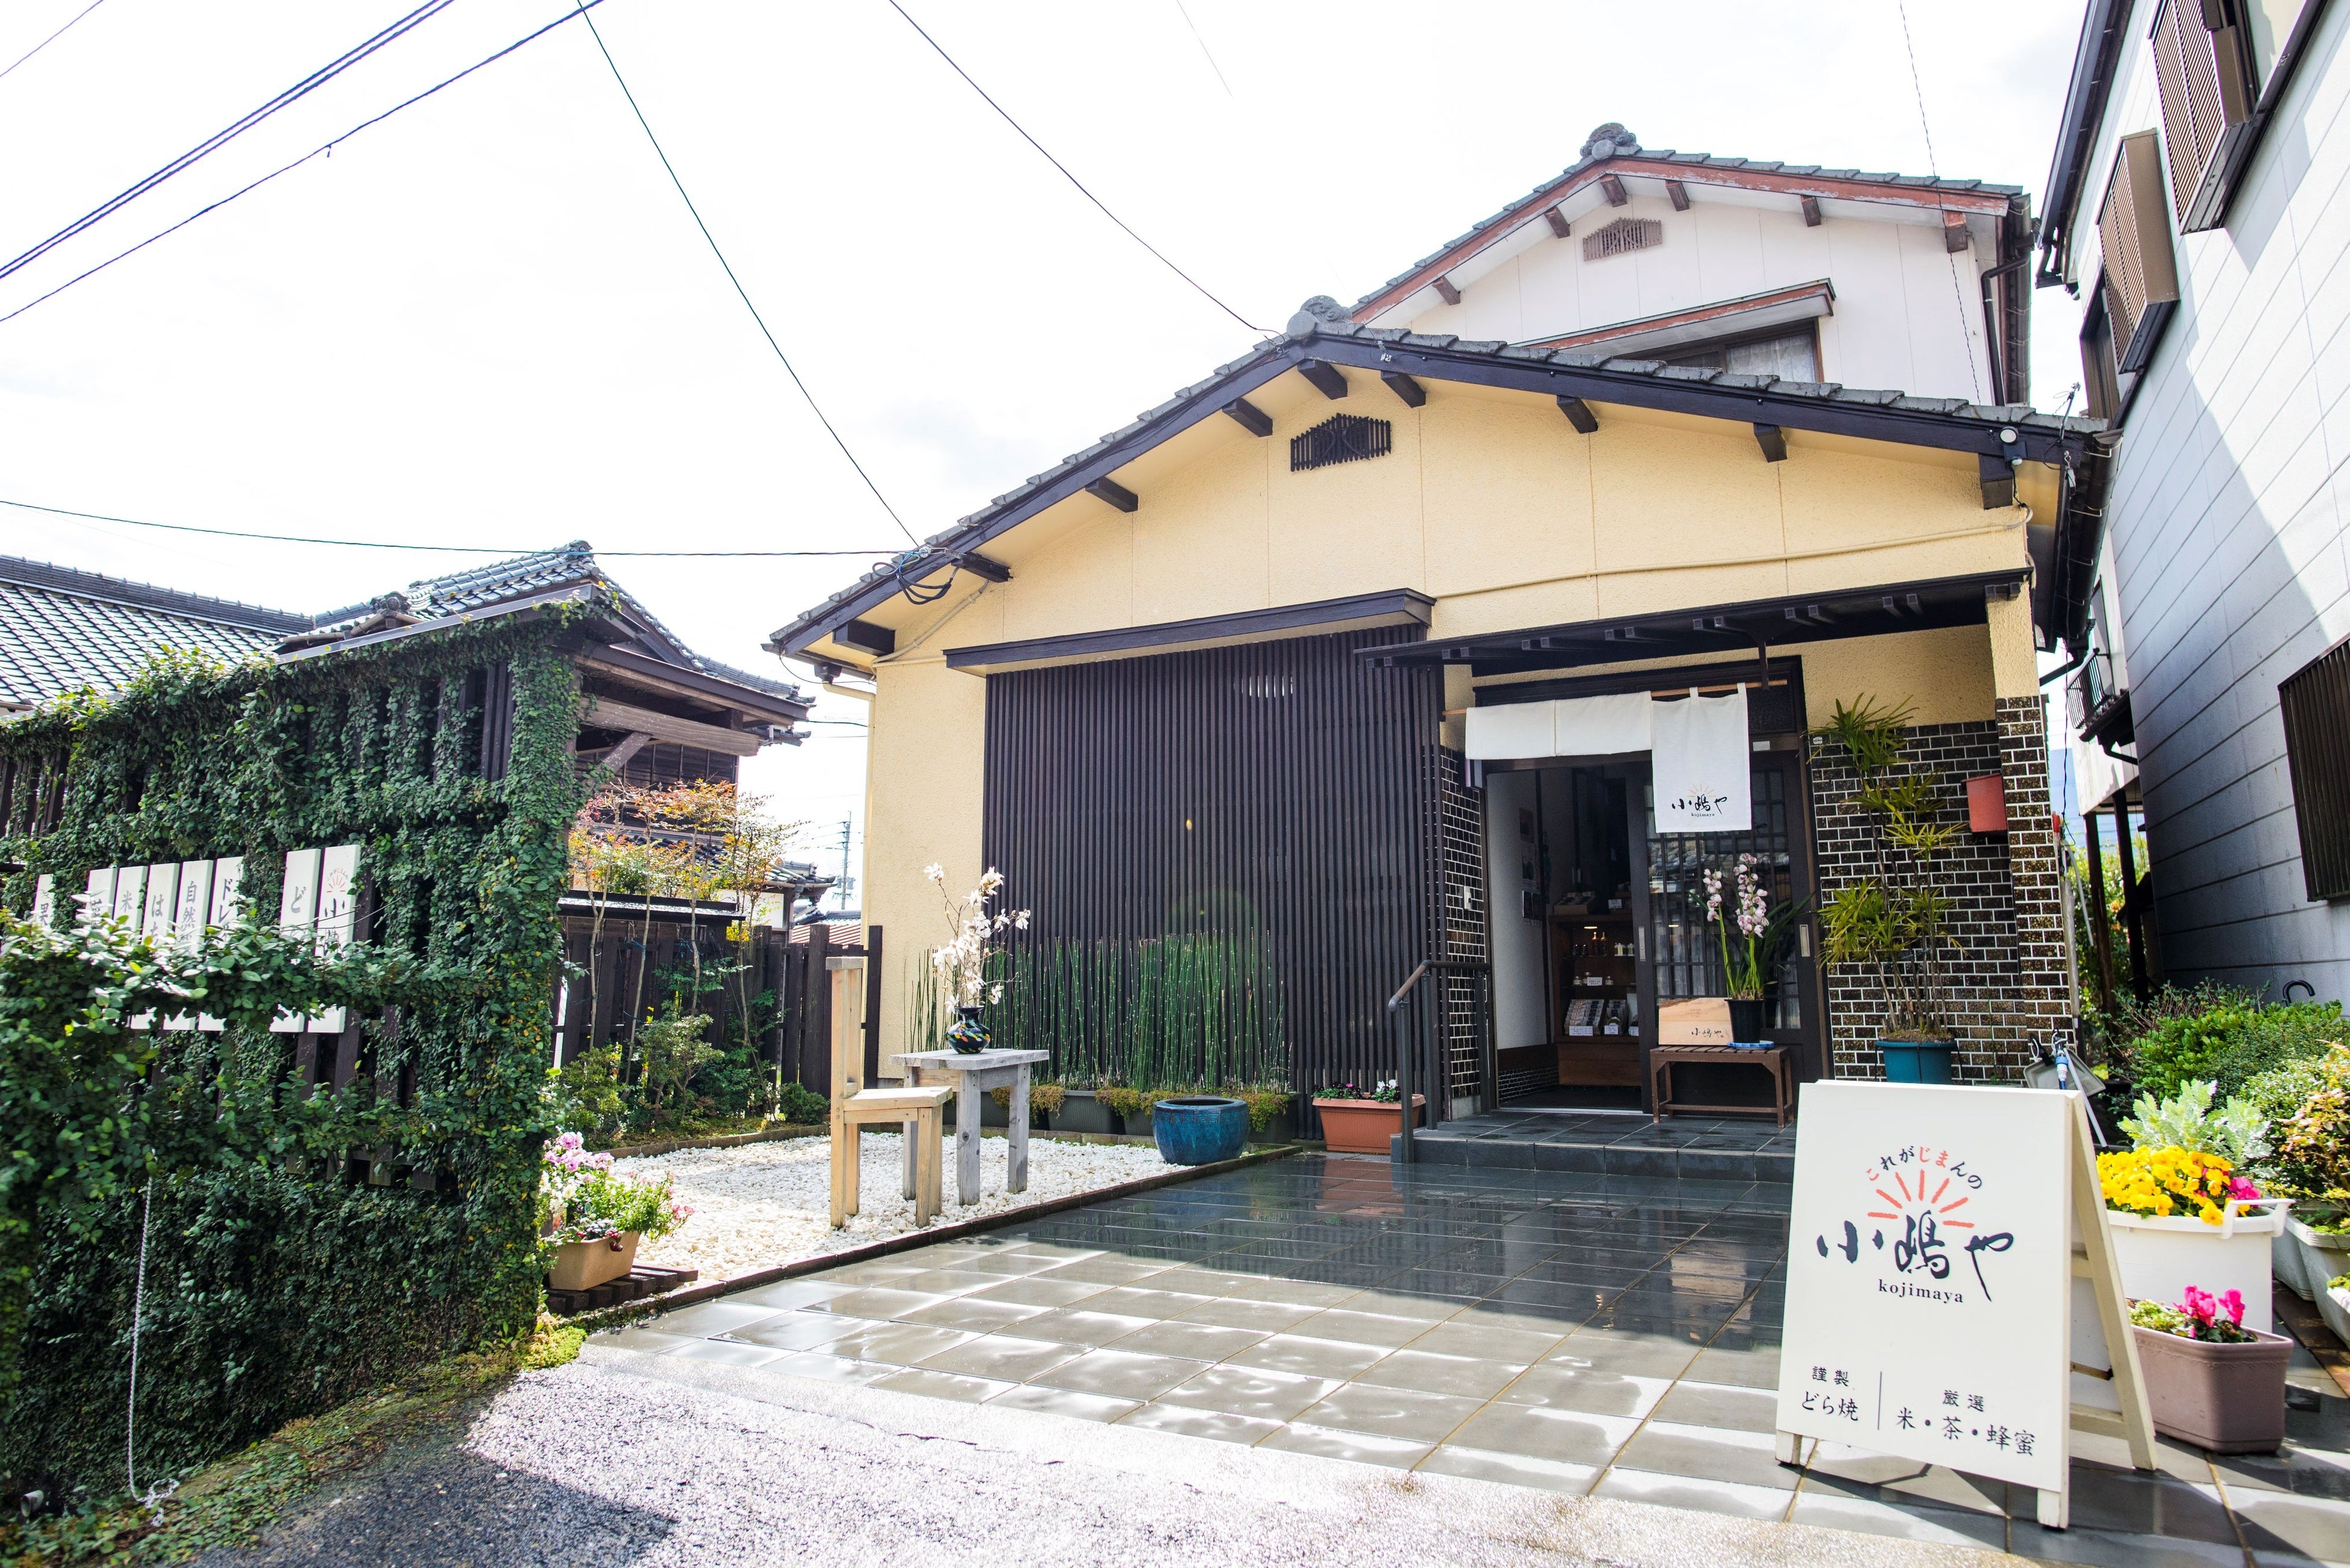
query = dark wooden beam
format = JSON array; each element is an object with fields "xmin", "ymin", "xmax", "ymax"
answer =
[
  {"xmin": 1086, "ymin": 476, "xmax": 1139, "ymax": 514},
  {"xmin": 1556, "ymin": 396, "xmax": 1599, "ymax": 434},
  {"xmin": 1433, "ymin": 275, "xmax": 1461, "ymax": 305},
  {"xmin": 950, "ymin": 551, "xmax": 1012, "ymax": 583},
  {"xmin": 1979, "ymin": 452, "xmax": 2017, "ymax": 510},
  {"xmin": 1665, "ymin": 180, "xmax": 1690, "ymax": 211},
  {"xmin": 1381, "ymin": 372, "xmax": 1427, "ymax": 408},
  {"xmin": 1799, "ymin": 195, "xmax": 1822, "ymax": 226},
  {"xmin": 1221, "ymin": 398, "xmax": 1273, "ymax": 437},
  {"xmin": 1543, "ymin": 206, "xmax": 1570, "ymax": 237},
  {"xmin": 1943, "ymin": 210, "xmax": 1971, "ymax": 253},
  {"xmin": 1298, "ymin": 361, "xmax": 1349, "ymax": 399},
  {"xmin": 1599, "ymin": 173, "xmax": 1628, "ymax": 207},
  {"xmin": 837, "ymin": 618, "xmax": 896, "ymax": 657},
  {"xmin": 1753, "ymin": 423, "xmax": 1787, "ymax": 462}
]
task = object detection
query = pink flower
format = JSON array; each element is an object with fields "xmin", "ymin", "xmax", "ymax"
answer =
[
  {"xmin": 2184, "ymin": 1285, "xmax": 2217, "ymax": 1325},
  {"xmin": 2217, "ymin": 1288, "xmax": 2245, "ymax": 1326},
  {"xmin": 2226, "ymin": 1175, "xmax": 2262, "ymax": 1201}
]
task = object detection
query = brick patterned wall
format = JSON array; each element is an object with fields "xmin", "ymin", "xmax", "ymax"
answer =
[
  {"xmin": 1813, "ymin": 714, "xmax": 2070, "ymax": 1082},
  {"xmin": 1436, "ymin": 748, "xmax": 1489, "ymax": 1105}
]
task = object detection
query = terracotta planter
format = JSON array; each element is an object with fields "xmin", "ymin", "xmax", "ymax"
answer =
[
  {"xmin": 1315, "ymin": 1095, "xmax": 1424, "ymax": 1155},
  {"xmin": 548, "ymin": 1231, "xmax": 639, "ymax": 1293},
  {"xmin": 2130, "ymin": 1320, "xmax": 2293, "ymax": 1453},
  {"xmin": 2108, "ymin": 1200, "xmax": 2289, "ymax": 1334}
]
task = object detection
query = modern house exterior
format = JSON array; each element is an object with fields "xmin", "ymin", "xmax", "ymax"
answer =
[
  {"xmin": 2038, "ymin": 0, "xmax": 2343, "ymax": 1000},
  {"xmin": 771, "ymin": 125, "xmax": 2111, "ymax": 1126}
]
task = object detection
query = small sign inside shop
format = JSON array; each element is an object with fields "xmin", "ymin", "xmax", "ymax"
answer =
[{"xmin": 1775, "ymin": 1082, "xmax": 2073, "ymax": 1494}]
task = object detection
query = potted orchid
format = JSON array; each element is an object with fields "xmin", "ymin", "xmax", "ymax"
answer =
[
  {"xmin": 539, "ymin": 1131, "xmax": 694, "ymax": 1293},
  {"xmin": 1704, "ymin": 853, "xmax": 1799, "ymax": 1043},
  {"xmin": 926, "ymin": 864, "xmax": 1030, "ymax": 1054},
  {"xmin": 2128, "ymin": 1286, "xmax": 2293, "ymax": 1452}
]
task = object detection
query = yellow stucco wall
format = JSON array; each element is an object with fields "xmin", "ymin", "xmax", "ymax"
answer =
[{"xmin": 847, "ymin": 372, "xmax": 2039, "ymax": 1058}]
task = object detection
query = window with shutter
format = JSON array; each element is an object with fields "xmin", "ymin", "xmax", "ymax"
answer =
[
  {"xmin": 2079, "ymin": 286, "xmax": 2126, "ymax": 423},
  {"xmin": 2096, "ymin": 132, "xmax": 2181, "ymax": 373},
  {"xmin": 2279, "ymin": 637, "xmax": 2350, "ymax": 900},
  {"xmin": 2150, "ymin": 0, "xmax": 2257, "ymax": 231}
]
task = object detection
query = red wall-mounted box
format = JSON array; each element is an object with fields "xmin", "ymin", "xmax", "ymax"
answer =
[{"xmin": 1966, "ymin": 773, "xmax": 2008, "ymax": 832}]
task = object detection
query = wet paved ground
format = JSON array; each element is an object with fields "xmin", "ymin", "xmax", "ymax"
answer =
[
  {"xmin": 1409, "ymin": 1108, "xmax": 1796, "ymax": 1182},
  {"xmin": 600, "ymin": 1153, "xmax": 2350, "ymax": 1566}
]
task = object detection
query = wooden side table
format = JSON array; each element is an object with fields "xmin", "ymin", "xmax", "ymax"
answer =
[
  {"xmin": 892, "ymin": 1048, "xmax": 1051, "ymax": 1205},
  {"xmin": 1649, "ymin": 1045, "xmax": 1795, "ymax": 1127}
]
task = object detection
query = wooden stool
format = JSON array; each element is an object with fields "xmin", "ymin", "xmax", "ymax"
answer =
[{"xmin": 827, "ymin": 957, "xmax": 951, "ymax": 1227}]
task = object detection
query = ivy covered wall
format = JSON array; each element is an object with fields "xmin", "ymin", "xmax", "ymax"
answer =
[{"xmin": 0, "ymin": 612, "xmax": 584, "ymax": 1492}]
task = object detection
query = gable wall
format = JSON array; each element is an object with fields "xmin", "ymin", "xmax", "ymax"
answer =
[
  {"xmin": 1396, "ymin": 192, "xmax": 1998, "ymax": 404},
  {"xmin": 854, "ymin": 383, "xmax": 2037, "ymax": 1060}
]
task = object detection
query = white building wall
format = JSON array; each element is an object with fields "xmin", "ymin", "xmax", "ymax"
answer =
[
  {"xmin": 2060, "ymin": 0, "xmax": 2350, "ymax": 999},
  {"xmin": 1484, "ymin": 770, "xmax": 1549, "ymax": 1052},
  {"xmin": 1398, "ymin": 189, "xmax": 1998, "ymax": 403}
]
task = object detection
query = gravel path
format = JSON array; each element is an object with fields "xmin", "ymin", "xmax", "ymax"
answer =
[
  {"xmin": 193, "ymin": 1347, "xmax": 2023, "ymax": 1568},
  {"xmin": 616, "ymin": 1132, "xmax": 1172, "ymax": 1279}
]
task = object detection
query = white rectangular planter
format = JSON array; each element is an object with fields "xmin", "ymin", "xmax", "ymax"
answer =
[
  {"xmin": 2108, "ymin": 1199, "xmax": 2289, "ymax": 1335},
  {"xmin": 2289, "ymin": 1217, "xmax": 2350, "ymax": 1307}
]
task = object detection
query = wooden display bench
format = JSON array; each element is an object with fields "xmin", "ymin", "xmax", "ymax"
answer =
[{"xmin": 1649, "ymin": 1043, "xmax": 1794, "ymax": 1126}]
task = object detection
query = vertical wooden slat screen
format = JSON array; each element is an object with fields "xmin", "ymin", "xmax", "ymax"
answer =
[
  {"xmin": 2280, "ymin": 637, "xmax": 2350, "ymax": 900},
  {"xmin": 980, "ymin": 626, "xmax": 1443, "ymax": 1114},
  {"xmin": 2098, "ymin": 131, "xmax": 2182, "ymax": 373}
]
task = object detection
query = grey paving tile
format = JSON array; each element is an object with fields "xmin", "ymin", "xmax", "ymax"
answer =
[
  {"xmin": 1115, "ymin": 1403, "xmax": 1283, "ymax": 1444},
  {"xmin": 893, "ymin": 1296, "xmax": 1054, "ymax": 1333},
  {"xmin": 1303, "ymin": 1310, "xmax": 1443, "ymax": 1349},
  {"xmin": 1549, "ymin": 1328, "xmax": 1703, "ymax": 1380},
  {"xmin": 1418, "ymin": 1443, "xmax": 1601, "ymax": 1496},
  {"xmin": 1444, "ymin": 1404, "xmax": 1644, "ymax": 1467},
  {"xmin": 964, "ymin": 1275, "xmax": 1112, "ymax": 1310},
  {"xmin": 723, "ymin": 1279, "xmax": 857, "ymax": 1311},
  {"xmin": 590, "ymin": 1326, "xmax": 698, "ymax": 1354},
  {"xmin": 1026, "ymin": 1256, "xmax": 1168, "ymax": 1286},
  {"xmin": 1649, "ymin": 1379, "xmax": 1782, "ymax": 1434},
  {"xmin": 1685, "ymin": 1344, "xmax": 1783, "ymax": 1390},
  {"xmin": 1178, "ymin": 1297, "xmax": 1322, "ymax": 1334},
  {"xmin": 915, "ymin": 1333, "xmax": 1087, "ymax": 1382},
  {"xmin": 1785, "ymin": 1489, "xmax": 2011, "ymax": 1549},
  {"xmin": 1615, "ymin": 1420, "xmax": 1803, "ymax": 1491},
  {"xmin": 757, "ymin": 1351, "xmax": 898, "ymax": 1386},
  {"xmin": 806, "ymin": 1261, "xmax": 932, "ymax": 1285},
  {"xmin": 1013, "ymin": 1308, "xmax": 1161, "ymax": 1346},
  {"xmin": 805, "ymin": 1320, "xmax": 976, "ymax": 1367},
  {"xmin": 1800, "ymin": 1444, "xmax": 2010, "ymax": 1516},
  {"xmin": 722, "ymin": 1312, "xmax": 872, "ymax": 1352},
  {"xmin": 1156, "ymin": 1267, "xmax": 1276, "ymax": 1296},
  {"xmin": 666, "ymin": 1338, "xmax": 783, "ymax": 1367},
  {"xmin": 1355, "ymin": 1348, "xmax": 1526, "ymax": 1401},
  {"xmin": 799, "ymin": 1287, "xmax": 960, "ymax": 1322},
  {"xmin": 1106, "ymin": 1319, "xmax": 1270, "ymax": 1361},
  {"xmin": 1032, "ymin": 1348, "xmax": 1209, "ymax": 1402},
  {"xmin": 1406, "ymin": 1320, "xmax": 1567, "ymax": 1363},
  {"xmin": 871, "ymin": 1366, "xmax": 1015, "ymax": 1404},
  {"xmin": 2219, "ymin": 1438, "xmax": 2350, "ymax": 1502},
  {"xmin": 1080, "ymin": 1286, "xmax": 1217, "ymax": 1320},
  {"xmin": 1294, "ymin": 1382, "xmax": 1485, "ymax": 1443},
  {"xmin": 1158, "ymin": 1363, "xmax": 1341, "ymax": 1422},
  {"xmin": 888, "ymin": 1269, "xmax": 1012, "ymax": 1296},
  {"xmin": 2003, "ymin": 1471, "xmax": 2238, "ymax": 1543},
  {"xmin": 1493, "ymin": 1363, "xmax": 1671, "ymax": 1419},
  {"xmin": 1226, "ymin": 1334, "xmax": 1394, "ymax": 1381},
  {"xmin": 982, "ymin": 1384, "xmax": 1140, "ymax": 1423},
  {"xmin": 2234, "ymin": 1489, "xmax": 2350, "ymax": 1561},
  {"xmin": 639, "ymin": 1301, "xmax": 786, "ymax": 1338},
  {"xmin": 1591, "ymin": 1466, "xmax": 1793, "ymax": 1520},
  {"xmin": 1233, "ymin": 1278, "xmax": 1363, "ymax": 1307},
  {"xmin": 1338, "ymin": 1288, "xmax": 1476, "ymax": 1322},
  {"xmin": 2005, "ymin": 1521, "xmax": 2246, "ymax": 1567},
  {"xmin": 1261, "ymin": 1422, "xmax": 1432, "ymax": 1469},
  {"xmin": 959, "ymin": 1250, "xmax": 1080, "ymax": 1276}
]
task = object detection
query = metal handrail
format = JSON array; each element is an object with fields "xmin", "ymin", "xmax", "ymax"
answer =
[{"xmin": 1386, "ymin": 961, "xmax": 1431, "ymax": 1013}]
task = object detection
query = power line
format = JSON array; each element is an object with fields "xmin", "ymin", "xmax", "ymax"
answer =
[
  {"xmin": 0, "ymin": 1, "xmax": 462, "ymax": 287},
  {"xmin": 883, "ymin": 1, "xmax": 1264, "ymax": 336},
  {"xmin": 1170, "ymin": 1, "xmax": 1233, "ymax": 97},
  {"xmin": 1895, "ymin": 0, "xmax": 1984, "ymax": 403},
  {"xmin": 0, "ymin": 0, "xmax": 110, "ymax": 87},
  {"xmin": 570, "ymin": 1, "xmax": 919, "ymax": 546},
  {"xmin": 0, "ymin": 0, "xmax": 621, "ymax": 327},
  {"xmin": 0, "ymin": 495, "xmax": 900, "ymax": 557}
]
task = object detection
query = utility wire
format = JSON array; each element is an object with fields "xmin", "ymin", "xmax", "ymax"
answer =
[
  {"xmin": 1895, "ymin": 0, "xmax": 1985, "ymax": 404},
  {"xmin": 883, "ymin": 0, "xmax": 1263, "ymax": 335},
  {"xmin": 0, "ymin": 1, "xmax": 462, "ymax": 287},
  {"xmin": 0, "ymin": 495, "xmax": 900, "ymax": 556},
  {"xmin": 1170, "ymin": 1, "xmax": 1233, "ymax": 97},
  {"xmin": 570, "ymin": 1, "xmax": 918, "ymax": 545},
  {"xmin": 0, "ymin": 0, "xmax": 109, "ymax": 87},
  {"xmin": 0, "ymin": 1, "xmax": 616, "ymax": 326}
]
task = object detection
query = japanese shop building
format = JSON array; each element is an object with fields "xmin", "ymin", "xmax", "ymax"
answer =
[{"xmin": 770, "ymin": 125, "xmax": 2113, "ymax": 1131}]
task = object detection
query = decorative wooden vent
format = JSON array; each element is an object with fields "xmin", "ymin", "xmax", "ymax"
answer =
[
  {"xmin": 1290, "ymin": 414, "xmax": 1392, "ymax": 472},
  {"xmin": 1582, "ymin": 217, "xmax": 1663, "ymax": 261}
]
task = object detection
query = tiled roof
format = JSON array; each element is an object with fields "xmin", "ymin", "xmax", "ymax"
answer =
[
  {"xmin": 1352, "ymin": 122, "xmax": 2025, "ymax": 315},
  {"xmin": 0, "ymin": 555, "xmax": 308, "ymax": 709},
  {"xmin": 768, "ymin": 309, "xmax": 2105, "ymax": 655}
]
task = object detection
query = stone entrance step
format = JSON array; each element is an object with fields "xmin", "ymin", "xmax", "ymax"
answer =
[{"xmin": 1395, "ymin": 1112, "xmax": 1794, "ymax": 1182}]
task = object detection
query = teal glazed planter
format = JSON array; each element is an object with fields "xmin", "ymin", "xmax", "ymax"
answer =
[
  {"xmin": 1881, "ymin": 1040, "xmax": 1956, "ymax": 1084},
  {"xmin": 1152, "ymin": 1096, "xmax": 1248, "ymax": 1166}
]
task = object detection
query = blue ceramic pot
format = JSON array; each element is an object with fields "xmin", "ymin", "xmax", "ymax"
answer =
[
  {"xmin": 948, "ymin": 1005, "xmax": 991, "ymax": 1055},
  {"xmin": 1152, "ymin": 1096, "xmax": 1248, "ymax": 1166},
  {"xmin": 1880, "ymin": 1040, "xmax": 1956, "ymax": 1084}
]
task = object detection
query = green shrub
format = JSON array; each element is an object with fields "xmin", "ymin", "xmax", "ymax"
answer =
[
  {"xmin": 2119, "ymin": 1080, "xmax": 2270, "ymax": 1165},
  {"xmin": 2126, "ymin": 1005, "xmax": 2263, "ymax": 1100},
  {"xmin": 2211, "ymin": 1001, "xmax": 2342, "ymax": 1099},
  {"xmin": 550, "ymin": 1042, "xmax": 625, "ymax": 1135},
  {"xmin": 2272, "ymin": 1044, "xmax": 2350, "ymax": 1203},
  {"xmin": 773, "ymin": 1079, "xmax": 827, "ymax": 1125}
]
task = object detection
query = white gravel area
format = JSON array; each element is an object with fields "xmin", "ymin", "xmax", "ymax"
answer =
[{"xmin": 614, "ymin": 1132, "xmax": 1172, "ymax": 1280}]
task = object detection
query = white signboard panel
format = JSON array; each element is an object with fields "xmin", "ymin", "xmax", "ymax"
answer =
[
  {"xmin": 82, "ymin": 866, "xmax": 114, "ymax": 923},
  {"xmin": 309, "ymin": 844, "xmax": 359, "ymax": 1032},
  {"xmin": 272, "ymin": 848, "xmax": 321, "ymax": 1032},
  {"xmin": 1776, "ymin": 1082, "xmax": 2073, "ymax": 1495},
  {"xmin": 164, "ymin": 860, "xmax": 212, "ymax": 1030},
  {"xmin": 199, "ymin": 858, "xmax": 243, "ymax": 1031},
  {"xmin": 111, "ymin": 864, "xmax": 147, "ymax": 929},
  {"xmin": 128, "ymin": 863, "xmax": 179, "ymax": 1028},
  {"xmin": 1652, "ymin": 688, "xmax": 1752, "ymax": 832},
  {"xmin": 30, "ymin": 874, "xmax": 54, "ymax": 927}
]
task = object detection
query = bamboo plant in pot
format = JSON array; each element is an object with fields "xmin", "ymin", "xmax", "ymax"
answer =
[{"xmin": 1813, "ymin": 698, "xmax": 1960, "ymax": 1081}]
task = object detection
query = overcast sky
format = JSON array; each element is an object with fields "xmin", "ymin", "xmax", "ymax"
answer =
[{"xmin": 0, "ymin": 0, "xmax": 2095, "ymax": 888}]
